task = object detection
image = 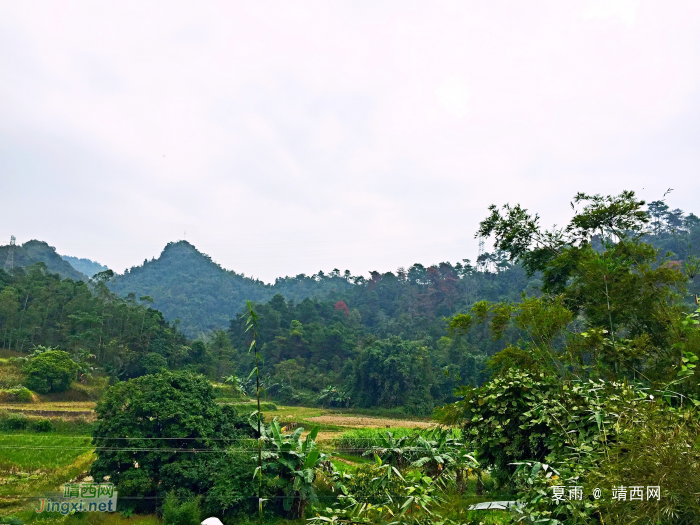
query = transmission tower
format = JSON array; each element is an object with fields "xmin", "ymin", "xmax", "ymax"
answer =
[
  {"xmin": 4, "ymin": 235, "xmax": 16, "ymax": 275},
  {"xmin": 476, "ymin": 235, "xmax": 486, "ymax": 272}
]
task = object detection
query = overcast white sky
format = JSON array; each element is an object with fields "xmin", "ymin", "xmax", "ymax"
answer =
[{"xmin": 2, "ymin": 1, "xmax": 700, "ymax": 282}]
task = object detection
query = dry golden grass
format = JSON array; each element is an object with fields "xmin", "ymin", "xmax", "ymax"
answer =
[
  {"xmin": 0, "ymin": 401, "xmax": 96, "ymax": 420},
  {"xmin": 0, "ymin": 359, "xmax": 24, "ymax": 389},
  {"xmin": 314, "ymin": 431, "xmax": 340, "ymax": 443},
  {"xmin": 305, "ymin": 415, "xmax": 432, "ymax": 429},
  {"xmin": 0, "ymin": 401, "xmax": 96, "ymax": 411}
]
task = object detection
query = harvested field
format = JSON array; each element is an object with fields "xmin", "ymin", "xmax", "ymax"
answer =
[
  {"xmin": 0, "ymin": 401, "xmax": 96, "ymax": 411},
  {"xmin": 314, "ymin": 431, "xmax": 339, "ymax": 443},
  {"xmin": 0, "ymin": 407, "xmax": 95, "ymax": 420},
  {"xmin": 0, "ymin": 402, "xmax": 96, "ymax": 420},
  {"xmin": 305, "ymin": 414, "xmax": 433, "ymax": 429}
]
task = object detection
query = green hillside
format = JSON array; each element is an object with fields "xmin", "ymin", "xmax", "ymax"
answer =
[
  {"xmin": 7, "ymin": 199, "xmax": 700, "ymax": 343},
  {"xmin": 0, "ymin": 240, "xmax": 87, "ymax": 281},
  {"xmin": 61, "ymin": 254, "xmax": 108, "ymax": 277},
  {"xmin": 105, "ymin": 239, "xmax": 536, "ymax": 338},
  {"xmin": 107, "ymin": 241, "xmax": 275, "ymax": 337},
  {"xmin": 4, "ymin": 191, "xmax": 699, "ymax": 524},
  {"xmin": 105, "ymin": 202, "xmax": 700, "ymax": 340}
]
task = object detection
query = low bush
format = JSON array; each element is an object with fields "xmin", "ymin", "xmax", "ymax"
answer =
[
  {"xmin": 0, "ymin": 386, "xmax": 33, "ymax": 403},
  {"xmin": 0, "ymin": 358, "xmax": 26, "ymax": 389},
  {"xmin": 39, "ymin": 416, "xmax": 94, "ymax": 434},
  {"xmin": 212, "ymin": 383, "xmax": 244, "ymax": 399},
  {"xmin": 33, "ymin": 418, "xmax": 53, "ymax": 432},
  {"xmin": 204, "ymin": 449, "xmax": 257, "ymax": 517},
  {"xmin": 587, "ymin": 401, "xmax": 700, "ymax": 524},
  {"xmin": 0, "ymin": 517, "xmax": 23, "ymax": 525},
  {"xmin": 0, "ymin": 411, "xmax": 30, "ymax": 431},
  {"xmin": 162, "ymin": 492, "xmax": 202, "ymax": 525}
]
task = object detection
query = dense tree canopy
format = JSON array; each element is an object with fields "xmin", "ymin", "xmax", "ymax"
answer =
[
  {"xmin": 23, "ymin": 349, "xmax": 79, "ymax": 393},
  {"xmin": 90, "ymin": 371, "xmax": 254, "ymax": 513},
  {"xmin": 439, "ymin": 191, "xmax": 700, "ymax": 523},
  {"xmin": 0, "ymin": 263, "xmax": 188, "ymax": 380},
  {"xmin": 2, "ymin": 193, "xmax": 699, "ymax": 415}
]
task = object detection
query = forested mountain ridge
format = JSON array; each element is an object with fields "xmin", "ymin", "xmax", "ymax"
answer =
[
  {"xmin": 0, "ymin": 240, "xmax": 87, "ymax": 281},
  {"xmin": 107, "ymin": 241, "xmax": 275, "ymax": 337},
  {"xmin": 5, "ymin": 199, "xmax": 699, "ymax": 340},
  {"xmin": 96, "ymin": 200, "xmax": 700, "ymax": 338},
  {"xmin": 105, "ymin": 239, "xmax": 536, "ymax": 338},
  {"xmin": 1, "ymin": 193, "xmax": 699, "ymax": 415},
  {"xmin": 61, "ymin": 254, "xmax": 108, "ymax": 278}
]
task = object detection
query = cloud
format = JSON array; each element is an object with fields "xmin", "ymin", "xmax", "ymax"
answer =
[
  {"xmin": 585, "ymin": 0, "xmax": 640, "ymax": 26},
  {"xmin": 436, "ymin": 78, "xmax": 471, "ymax": 118},
  {"xmin": 2, "ymin": 1, "xmax": 700, "ymax": 281}
]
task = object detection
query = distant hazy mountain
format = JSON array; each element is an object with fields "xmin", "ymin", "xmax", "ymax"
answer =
[
  {"xmin": 107, "ymin": 241, "xmax": 276, "ymax": 337},
  {"xmin": 0, "ymin": 240, "xmax": 88, "ymax": 281},
  {"xmin": 61, "ymin": 255, "xmax": 109, "ymax": 278}
]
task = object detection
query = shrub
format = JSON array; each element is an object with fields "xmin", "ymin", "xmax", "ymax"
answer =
[
  {"xmin": 0, "ymin": 386, "xmax": 33, "ymax": 403},
  {"xmin": 509, "ymin": 395, "xmax": 700, "ymax": 525},
  {"xmin": 0, "ymin": 517, "xmax": 24, "ymax": 525},
  {"xmin": 0, "ymin": 412, "xmax": 29, "ymax": 431},
  {"xmin": 439, "ymin": 369, "xmax": 629, "ymax": 485},
  {"xmin": 12, "ymin": 387, "xmax": 33, "ymax": 402},
  {"xmin": 162, "ymin": 492, "xmax": 201, "ymax": 525},
  {"xmin": 588, "ymin": 401, "xmax": 700, "ymax": 524},
  {"xmin": 33, "ymin": 419, "xmax": 53, "ymax": 432},
  {"xmin": 231, "ymin": 402, "xmax": 277, "ymax": 415},
  {"xmin": 204, "ymin": 449, "xmax": 257, "ymax": 517},
  {"xmin": 212, "ymin": 383, "xmax": 241, "ymax": 399},
  {"xmin": 24, "ymin": 350, "xmax": 79, "ymax": 394}
]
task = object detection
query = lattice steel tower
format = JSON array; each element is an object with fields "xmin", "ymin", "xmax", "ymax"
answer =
[
  {"xmin": 476, "ymin": 235, "xmax": 486, "ymax": 272},
  {"xmin": 4, "ymin": 235, "xmax": 16, "ymax": 274}
]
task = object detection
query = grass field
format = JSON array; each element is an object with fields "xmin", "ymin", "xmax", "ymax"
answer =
[
  {"xmin": 0, "ymin": 434, "xmax": 92, "ymax": 471},
  {"xmin": 0, "ymin": 446, "xmax": 95, "ymax": 517}
]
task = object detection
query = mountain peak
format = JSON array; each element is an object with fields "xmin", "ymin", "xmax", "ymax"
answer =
[
  {"xmin": 108, "ymin": 240, "xmax": 271, "ymax": 336},
  {"xmin": 159, "ymin": 240, "xmax": 214, "ymax": 263},
  {"xmin": 0, "ymin": 239, "xmax": 87, "ymax": 281}
]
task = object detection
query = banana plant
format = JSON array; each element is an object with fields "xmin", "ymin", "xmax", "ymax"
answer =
[
  {"xmin": 260, "ymin": 420, "xmax": 328, "ymax": 518},
  {"xmin": 317, "ymin": 385, "xmax": 351, "ymax": 408},
  {"xmin": 398, "ymin": 470, "xmax": 442, "ymax": 520},
  {"xmin": 363, "ymin": 431, "xmax": 419, "ymax": 469},
  {"xmin": 410, "ymin": 429, "xmax": 459, "ymax": 480}
]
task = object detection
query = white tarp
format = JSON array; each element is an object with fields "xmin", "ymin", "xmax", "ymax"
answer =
[{"xmin": 467, "ymin": 500, "xmax": 515, "ymax": 510}]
